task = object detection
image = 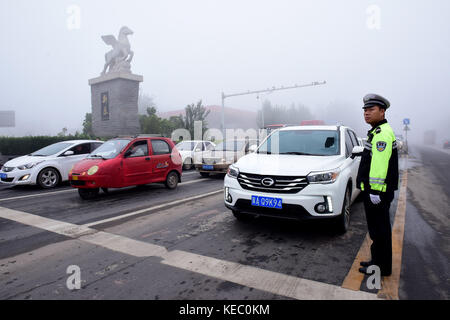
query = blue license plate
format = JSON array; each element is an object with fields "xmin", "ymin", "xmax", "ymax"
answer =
[
  {"xmin": 0, "ymin": 173, "xmax": 7, "ymax": 179},
  {"xmin": 202, "ymin": 165, "xmax": 214, "ymax": 170},
  {"xmin": 251, "ymin": 195, "xmax": 282, "ymax": 209}
]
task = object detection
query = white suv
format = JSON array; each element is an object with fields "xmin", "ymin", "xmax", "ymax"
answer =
[{"xmin": 224, "ymin": 125, "xmax": 364, "ymax": 233}]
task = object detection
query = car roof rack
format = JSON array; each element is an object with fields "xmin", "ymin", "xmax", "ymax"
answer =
[{"xmin": 134, "ymin": 134, "xmax": 164, "ymax": 138}]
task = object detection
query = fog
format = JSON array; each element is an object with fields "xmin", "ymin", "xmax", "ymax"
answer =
[{"xmin": 1, "ymin": 0, "xmax": 449, "ymax": 144}]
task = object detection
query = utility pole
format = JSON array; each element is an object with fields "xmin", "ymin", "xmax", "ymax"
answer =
[{"xmin": 220, "ymin": 81, "xmax": 326, "ymax": 137}]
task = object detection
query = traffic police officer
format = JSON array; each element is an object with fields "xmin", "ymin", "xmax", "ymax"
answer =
[{"xmin": 356, "ymin": 93, "xmax": 399, "ymax": 277}]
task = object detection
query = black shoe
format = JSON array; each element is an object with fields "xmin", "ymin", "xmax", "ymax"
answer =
[
  {"xmin": 359, "ymin": 267, "xmax": 369, "ymax": 275},
  {"xmin": 360, "ymin": 260, "xmax": 373, "ymax": 267}
]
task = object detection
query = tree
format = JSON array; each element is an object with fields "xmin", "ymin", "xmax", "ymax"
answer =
[
  {"xmin": 138, "ymin": 99, "xmax": 209, "ymax": 138},
  {"xmin": 183, "ymin": 100, "xmax": 210, "ymax": 138},
  {"xmin": 82, "ymin": 113, "xmax": 93, "ymax": 137},
  {"xmin": 58, "ymin": 127, "xmax": 68, "ymax": 137},
  {"xmin": 138, "ymin": 92, "xmax": 156, "ymax": 115},
  {"xmin": 139, "ymin": 107, "xmax": 162, "ymax": 134},
  {"xmin": 138, "ymin": 107, "xmax": 183, "ymax": 137}
]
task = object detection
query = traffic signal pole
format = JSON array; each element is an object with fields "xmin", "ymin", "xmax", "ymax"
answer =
[{"xmin": 221, "ymin": 81, "xmax": 326, "ymax": 137}]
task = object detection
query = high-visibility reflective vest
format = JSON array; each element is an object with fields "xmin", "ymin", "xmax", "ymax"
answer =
[{"xmin": 357, "ymin": 119, "xmax": 399, "ymax": 194}]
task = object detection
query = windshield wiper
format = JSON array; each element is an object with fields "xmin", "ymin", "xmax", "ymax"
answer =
[
  {"xmin": 31, "ymin": 154, "xmax": 46, "ymax": 157},
  {"xmin": 279, "ymin": 152, "xmax": 323, "ymax": 156}
]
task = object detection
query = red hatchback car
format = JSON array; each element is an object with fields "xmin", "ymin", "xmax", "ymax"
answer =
[{"xmin": 69, "ymin": 137, "xmax": 182, "ymax": 199}]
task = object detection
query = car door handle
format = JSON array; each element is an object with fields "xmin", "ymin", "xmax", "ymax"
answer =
[{"xmin": 145, "ymin": 157, "xmax": 150, "ymax": 161}]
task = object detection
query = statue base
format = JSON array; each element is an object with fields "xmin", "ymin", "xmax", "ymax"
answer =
[{"xmin": 89, "ymin": 72, "xmax": 143, "ymax": 138}]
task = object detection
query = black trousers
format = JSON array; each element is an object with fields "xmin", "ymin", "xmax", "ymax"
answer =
[{"xmin": 363, "ymin": 191, "xmax": 395, "ymax": 274}]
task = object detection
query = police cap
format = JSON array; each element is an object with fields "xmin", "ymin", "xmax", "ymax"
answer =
[{"xmin": 363, "ymin": 93, "xmax": 390, "ymax": 110}]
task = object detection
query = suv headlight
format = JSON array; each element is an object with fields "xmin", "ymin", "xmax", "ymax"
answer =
[
  {"xmin": 307, "ymin": 169, "xmax": 340, "ymax": 184},
  {"xmin": 17, "ymin": 161, "xmax": 44, "ymax": 170},
  {"xmin": 227, "ymin": 165, "xmax": 239, "ymax": 179}
]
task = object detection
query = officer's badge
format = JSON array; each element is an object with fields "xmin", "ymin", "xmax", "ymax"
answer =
[{"xmin": 376, "ymin": 141, "xmax": 387, "ymax": 152}]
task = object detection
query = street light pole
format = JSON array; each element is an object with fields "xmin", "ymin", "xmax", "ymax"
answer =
[
  {"xmin": 221, "ymin": 92, "xmax": 225, "ymax": 138},
  {"xmin": 220, "ymin": 81, "xmax": 326, "ymax": 137}
]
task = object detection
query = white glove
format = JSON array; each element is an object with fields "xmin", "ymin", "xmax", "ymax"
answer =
[{"xmin": 370, "ymin": 194, "xmax": 381, "ymax": 205}]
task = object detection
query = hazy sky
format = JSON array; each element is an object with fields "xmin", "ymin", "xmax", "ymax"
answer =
[{"xmin": 0, "ymin": 0, "xmax": 449, "ymax": 143}]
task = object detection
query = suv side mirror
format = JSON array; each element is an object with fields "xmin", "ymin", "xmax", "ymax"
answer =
[
  {"xmin": 63, "ymin": 150, "xmax": 74, "ymax": 156},
  {"xmin": 248, "ymin": 144, "xmax": 258, "ymax": 153},
  {"xmin": 195, "ymin": 148, "xmax": 201, "ymax": 152},
  {"xmin": 351, "ymin": 146, "xmax": 364, "ymax": 159}
]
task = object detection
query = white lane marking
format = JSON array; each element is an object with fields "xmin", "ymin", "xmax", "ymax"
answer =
[
  {"xmin": 162, "ymin": 250, "xmax": 378, "ymax": 300},
  {"xmin": 83, "ymin": 189, "xmax": 223, "ymax": 227},
  {"xmin": 0, "ymin": 178, "xmax": 212, "ymax": 203},
  {"xmin": 0, "ymin": 207, "xmax": 167, "ymax": 257},
  {"xmin": 80, "ymin": 230, "xmax": 168, "ymax": 258},
  {"xmin": 181, "ymin": 171, "xmax": 198, "ymax": 176},
  {"xmin": 0, "ymin": 189, "xmax": 76, "ymax": 202},
  {"xmin": 0, "ymin": 206, "xmax": 378, "ymax": 300},
  {"xmin": 0, "ymin": 207, "xmax": 94, "ymax": 237},
  {"xmin": 180, "ymin": 179, "xmax": 210, "ymax": 186}
]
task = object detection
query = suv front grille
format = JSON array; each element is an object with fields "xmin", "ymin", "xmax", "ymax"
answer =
[
  {"xmin": 2, "ymin": 167, "xmax": 14, "ymax": 172},
  {"xmin": 237, "ymin": 172, "xmax": 308, "ymax": 194}
]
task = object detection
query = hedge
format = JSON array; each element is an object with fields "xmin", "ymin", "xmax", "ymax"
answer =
[{"xmin": 0, "ymin": 135, "xmax": 96, "ymax": 156}]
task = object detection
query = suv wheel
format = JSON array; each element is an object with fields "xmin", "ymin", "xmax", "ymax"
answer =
[
  {"xmin": 78, "ymin": 188, "xmax": 99, "ymax": 200},
  {"xmin": 165, "ymin": 171, "xmax": 179, "ymax": 189},
  {"xmin": 37, "ymin": 168, "xmax": 60, "ymax": 188},
  {"xmin": 336, "ymin": 187, "xmax": 351, "ymax": 234}
]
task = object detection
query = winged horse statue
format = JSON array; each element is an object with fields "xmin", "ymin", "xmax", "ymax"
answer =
[{"xmin": 101, "ymin": 26, "xmax": 134, "ymax": 75}]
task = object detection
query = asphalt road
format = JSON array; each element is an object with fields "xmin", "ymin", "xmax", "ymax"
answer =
[
  {"xmin": 399, "ymin": 145, "xmax": 449, "ymax": 299},
  {"xmin": 0, "ymin": 148, "xmax": 448, "ymax": 300}
]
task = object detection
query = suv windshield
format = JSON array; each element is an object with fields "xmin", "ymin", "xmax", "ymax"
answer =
[
  {"xmin": 176, "ymin": 141, "xmax": 196, "ymax": 151},
  {"xmin": 258, "ymin": 130, "xmax": 340, "ymax": 156},
  {"xmin": 88, "ymin": 139, "xmax": 130, "ymax": 159},
  {"xmin": 30, "ymin": 142, "xmax": 74, "ymax": 156}
]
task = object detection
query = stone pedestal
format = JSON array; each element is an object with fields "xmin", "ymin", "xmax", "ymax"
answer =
[{"xmin": 88, "ymin": 72, "xmax": 143, "ymax": 137}]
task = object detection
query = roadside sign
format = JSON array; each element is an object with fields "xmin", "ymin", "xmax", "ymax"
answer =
[{"xmin": 403, "ymin": 118, "xmax": 410, "ymax": 125}]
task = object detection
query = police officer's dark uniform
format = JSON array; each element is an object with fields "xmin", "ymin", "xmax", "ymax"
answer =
[{"xmin": 356, "ymin": 94, "xmax": 399, "ymax": 276}]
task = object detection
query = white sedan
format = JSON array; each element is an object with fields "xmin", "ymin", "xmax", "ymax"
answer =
[
  {"xmin": 0, "ymin": 140, "xmax": 103, "ymax": 188},
  {"xmin": 175, "ymin": 140, "xmax": 215, "ymax": 170}
]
